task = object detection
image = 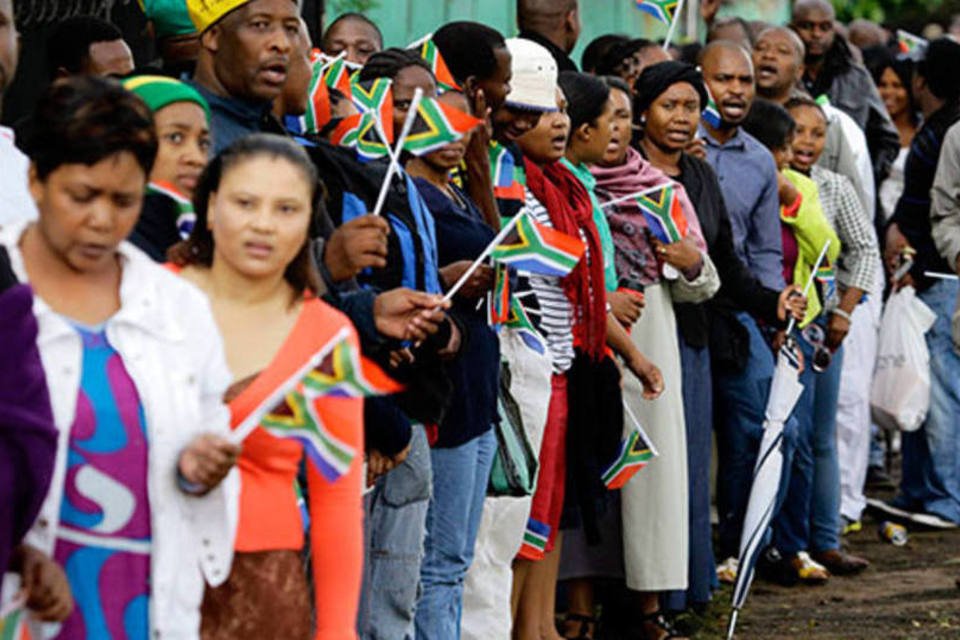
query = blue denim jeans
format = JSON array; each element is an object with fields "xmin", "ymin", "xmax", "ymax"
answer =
[
  {"xmin": 894, "ymin": 280, "xmax": 960, "ymax": 523},
  {"xmin": 714, "ymin": 313, "xmax": 797, "ymax": 560},
  {"xmin": 773, "ymin": 317, "xmax": 845, "ymax": 555},
  {"xmin": 358, "ymin": 426, "xmax": 432, "ymax": 640},
  {"xmin": 414, "ymin": 428, "xmax": 497, "ymax": 640}
]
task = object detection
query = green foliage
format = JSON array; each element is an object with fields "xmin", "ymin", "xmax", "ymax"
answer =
[
  {"xmin": 329, "ymin": 0, "xmax": 381, "ymax": 14},
  {"xmin": 830, "ymin": 0, "xmax": 948, "ymax": 24}
]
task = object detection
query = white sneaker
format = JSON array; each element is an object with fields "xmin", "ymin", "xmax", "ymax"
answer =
[{"xmin": 717, "ymin": 556, "xmax": 738, "ymax": 584}]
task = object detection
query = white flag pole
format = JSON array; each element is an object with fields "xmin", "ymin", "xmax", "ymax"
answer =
[
  {"xmin": 785, "ymin": 239, "xmax": 831, "ymax": 336},
  {"xmin": 371, "ymin": 88, "xmax": 423, "ymax": 217},
  {"xmin": 441, "ymin": 211, "xmax": 524, "ymax": 303},
  {"xmin": 599, "ymin": 182, "xmax": 674, "ymax": 209},
  {"xmin": 662, "ymin": 0, "xmax": 687, "ymax": 50}
]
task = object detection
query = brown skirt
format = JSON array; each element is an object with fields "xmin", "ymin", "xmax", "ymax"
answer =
[{"xmin": 201, "ymin": 550, "xmax": 312, "ymax": 639}]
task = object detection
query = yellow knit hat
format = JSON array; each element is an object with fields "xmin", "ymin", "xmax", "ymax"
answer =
[{"xmin": 185, "ymin": 0, "xmax": 251, "ymax": 33}]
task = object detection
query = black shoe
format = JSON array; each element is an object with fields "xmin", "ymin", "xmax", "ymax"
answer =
[{"xmin": 866, "ymin": 466, "xmax": 895, "ymax": 490}]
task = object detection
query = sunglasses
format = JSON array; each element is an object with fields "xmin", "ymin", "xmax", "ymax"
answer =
[{"xmin": 801, "ymin": 323, "xmax": 833, "ymax": 373}]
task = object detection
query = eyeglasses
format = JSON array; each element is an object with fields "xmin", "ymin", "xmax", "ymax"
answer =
[{"xmin": 801, "ymin": 323, "xmax": 833, "ymax": 373}]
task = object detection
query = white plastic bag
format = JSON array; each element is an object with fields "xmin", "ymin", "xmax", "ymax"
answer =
[{"xmin": 871, "ymin": 286, "xmax": 937, "ymax": 432}]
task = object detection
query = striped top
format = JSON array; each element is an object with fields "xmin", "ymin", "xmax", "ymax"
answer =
[{"xmin": 522, "ymin": 188, "xmax": 576, "ymax": 374}]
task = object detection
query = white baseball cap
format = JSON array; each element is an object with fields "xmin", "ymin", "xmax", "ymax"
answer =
[{"xmin": 504, "ymin": 38, "xmax": 559, "ymax": 112}]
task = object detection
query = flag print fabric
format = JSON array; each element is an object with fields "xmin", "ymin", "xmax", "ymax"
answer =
[
  {"xmin": 634, "ymin": 185, "xmax": 688, "ymax": 244},
  {"xmin": 402, "ymin": 97, "xmax": 483, "ymax": 156},
  {"xmin": 636, "ymin": 0, "xmax": 679, "ymax": 24},
  {"xmin": 520, "ymin": 518, "xmax": 551, "ymax": 559},
  {"xmin": 491, "ymin": 212, "xmax": 585, "ymax": 277}
]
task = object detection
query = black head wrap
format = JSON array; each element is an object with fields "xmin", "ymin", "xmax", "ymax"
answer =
[
  {"xmin": 558, "ymin": 71, "xmax": 611, "ymax": 130},
  {"xmin": 633, "ymin": 60, "xmax": 708, "ymax": 116}
]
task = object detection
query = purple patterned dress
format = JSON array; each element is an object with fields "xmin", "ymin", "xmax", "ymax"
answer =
[{"xmin": 52, "ymin": 326, "xmax": 151, "ymax": 640}]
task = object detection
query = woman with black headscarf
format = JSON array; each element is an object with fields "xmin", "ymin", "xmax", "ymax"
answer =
[{"xmin": 633, "ymin": 61, "xmax": 805, "ymax": 614}]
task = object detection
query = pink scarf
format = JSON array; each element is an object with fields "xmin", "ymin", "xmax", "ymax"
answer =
[{"xmin": 590, "ymin": 147, "xmax": 706, "ymax": 286}]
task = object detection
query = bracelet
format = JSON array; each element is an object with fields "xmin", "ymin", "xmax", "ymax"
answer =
[{"xmin": 831, "ymin": 308, "xmax": 853, "ymax": 322}]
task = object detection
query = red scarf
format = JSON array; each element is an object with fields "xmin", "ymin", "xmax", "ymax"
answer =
[{"xmin": 524, "ymin": 158, "xmax": 607, "ymax": 360}]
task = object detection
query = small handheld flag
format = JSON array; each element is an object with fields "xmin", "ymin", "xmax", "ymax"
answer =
[
  {"xmin": 411, "ymin": 35, "xmax": 461, "ymax": 93},
  {"xmin": 635, "ymin": 0, "xmax": 679, "ymax": 24},
  {"xmin": 503, "ymin": 293, "xmax": 548, "ymax": 356},
  {"xmin": 487, "ymin": 262, "xmax": 511, "ymax": 325},
  {"xmin": 491, "ymin": 212, "xmax": 585, "ymax": 277},
  {"xmin": 303, "ymin": 50, "xmax": 333, "ymax": 135},
  {"xmin": 634, "ymin": 185, "xmax": 688, "ymax": 244},
  {"xmin": 147, "ymin": 181, "xmax": 195, "ymax": 239},
  {"xmin": 519, "ymin": 518, "xmax": 551, "ymax": 560},
  {"xmin": 490, "ymin": 143, "xmax": 526, "ymax": 201},
  {"xmin": 702, "ymin": 85, "xmax": 723, "ymax": 129},
  {"xmin": 228, "ymin": 328, "xmax": 402, "ymax": 482},
  {"xmin": 602, "ymin": 403, "xmax": 658, "ymax": 489},
  {"xmin": 815, "ymin": 264, "xmax": 837, "ymax": 301},
  {"xmin": 322, "ymin": 56, "xmax": 354, "ymax": 98},
  {"xmin": 402, "ymin": 97, "xmax": 483, "ymax": 156},
  {"xmin": 897, "ymin": 30, "xmax": 928, "ymax": 57}
]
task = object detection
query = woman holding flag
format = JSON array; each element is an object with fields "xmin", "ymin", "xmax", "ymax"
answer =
[
  {"xmin": 170, "ymin": 134, "xmax": 366, "ymax": 639},
  {"xmin": 633, "ymin": 62, "xmax": 807, "ymax": 613},
  {"xmin": 563, "ymin": 72, "xmax": 718, "ymax": 638}
]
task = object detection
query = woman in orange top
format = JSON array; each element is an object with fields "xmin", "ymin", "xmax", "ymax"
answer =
[{"xmin": 170, "ymin": 133, "xmax": 363, "ymax": 639}]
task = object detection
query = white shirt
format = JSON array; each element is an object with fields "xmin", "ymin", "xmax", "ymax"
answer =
[
  {"xmin": 0, "ymin": 221, "xmax": 238, "ymax": 639},
  {"xmin": 0, "ymin": 127, "xmax": 38, "ymax": 226}
]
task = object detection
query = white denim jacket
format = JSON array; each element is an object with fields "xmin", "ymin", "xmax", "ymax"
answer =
[{"xmin": 0, "ymin": 221, "xmax": 239, "ymax": 639}]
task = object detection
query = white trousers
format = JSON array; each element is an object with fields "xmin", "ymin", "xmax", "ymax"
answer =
[
  {"xmin": 837, "ymin": 261, "xmax": 884, "ymax": 521},
  {"xmin": 461, "ymin": 330, "xmax": 553, "ymax": 640}
]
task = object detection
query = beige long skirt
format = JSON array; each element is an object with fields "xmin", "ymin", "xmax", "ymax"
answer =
[{"xmin": 620, "ymin": 283, "xmax": 689, "ymax": 591}]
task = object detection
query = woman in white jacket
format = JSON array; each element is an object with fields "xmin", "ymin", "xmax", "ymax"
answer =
[{"xmin": 2, "ymin": 76, "xmax": 239, "ymax": 640}]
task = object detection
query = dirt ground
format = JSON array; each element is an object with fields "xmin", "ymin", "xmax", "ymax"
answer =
[{"xmin": 694, "ymin": 484, "xmax": 960, "ymax": 639}]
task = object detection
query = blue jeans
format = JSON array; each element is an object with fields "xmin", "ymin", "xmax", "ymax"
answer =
[
  {"xmin": 714, "ymin": 313, "xmax": 797, "ymax": 560},
  {"xmin": 358, "ymin": 426, "xmax": 432, "ymax": 640},
  {"xmin": 895, "ymin": 280, "xmax": 960, "ymax": 523},
  {"xmin": 773, "ymin": 318, "xmax": 844, "ymax": 555},
  {"xmin": 414, "ymin": 429, "xmax": 497, "ymax": 640},
  {"xmin": 665, "ymin": 335, "xmax": 717, "ymax": 611}
]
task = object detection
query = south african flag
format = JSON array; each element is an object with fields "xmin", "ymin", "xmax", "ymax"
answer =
[
  {"xmin": 402, "ymin": 96, "xmax": 483, "ymax": 156},
  {"xmin": 322, "ymin": 55, "xmax": 353, "ymax": 98},
  {"xmin": 816, "ymin": 264, "xmax": 837, "ymax": 301},
  {"xmin": 503, "ymin": 294, "xmax": 547, "ymax": 356},
  {"xmin": 408, "ymin": 33, "xmax": 461, "ymax": 93},
  {"xmin": 303, "ymin": 50, "xmax": 332, "ymax": 135},
  {"xmin": 147, "ymin": 180, "xmax": 195, "ymax": 239},
  {"xmin": 487, "ymin": 261, "xmax": 511, "ymax": 326},
  {"xmin": 519, "ymin": 518, "xmax": 551, "ymax": 560},
  {"xmin": 702, "ymin": 85, "xmax": 722, "ymax": 129},
  {"xmin": 897, "ymin": 30, "xmax": 927, "ymax": 57},
  {"xmin": 634, "ymin": 185, "xmax": 688, "ymax": 244},
  {"xmin": 251, "ymin": 328, "xmax": 401, "ymax": 482},
  {"xmin": 491, "ymin": 211, "xmax": 585, "ymax": 277},
  {"xmin": 602, "ymin": 422, "xmax": 658, "ymax": 489},
  {"xmin": 490, "ymin": 143, "xmax": 525, "ymax": 201},
  {"xmin": 636, "ymin": 0, "xmax": 679, "ymax": 24}
]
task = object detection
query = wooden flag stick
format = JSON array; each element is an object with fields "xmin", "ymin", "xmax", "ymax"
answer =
[
  {"xmin": 441, "ymin": 211, "xmax": 524, "ymax": 303},
  {"xmin": 662, "ymin": 0, "xmax": 687, "ymax": 50},
  {"xmin": 371, "ymin": 88, "xmax": 423, "ymax": 217}
]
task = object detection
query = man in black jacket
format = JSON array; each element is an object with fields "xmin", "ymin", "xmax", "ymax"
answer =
[{"xmin": 791, "ymin": 0, "xmax": 899, "ymax": 184}]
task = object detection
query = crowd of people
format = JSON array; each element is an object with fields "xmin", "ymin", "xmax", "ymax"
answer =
[{"xmin": 2, "ymin": 0, "xmax": 960, "ymax": 638}]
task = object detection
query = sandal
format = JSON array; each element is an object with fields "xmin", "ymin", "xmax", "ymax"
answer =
[
  {"xmin": 562, "ymin": 612, "xmax": 597, "ymax": 640},
  {"xmin": 638, "ymin": 610, "xmax": 688, "ymax": 640}
]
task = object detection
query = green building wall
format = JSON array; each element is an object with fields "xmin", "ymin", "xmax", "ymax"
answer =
[{"xmin": 329, "ymin": 0, "xmax": 790, "ymax": 63}]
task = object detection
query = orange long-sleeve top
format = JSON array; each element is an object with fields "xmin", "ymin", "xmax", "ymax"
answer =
[{"xmin": 228, "ymin": 298, "xmax": 363, "ymax": 640}]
